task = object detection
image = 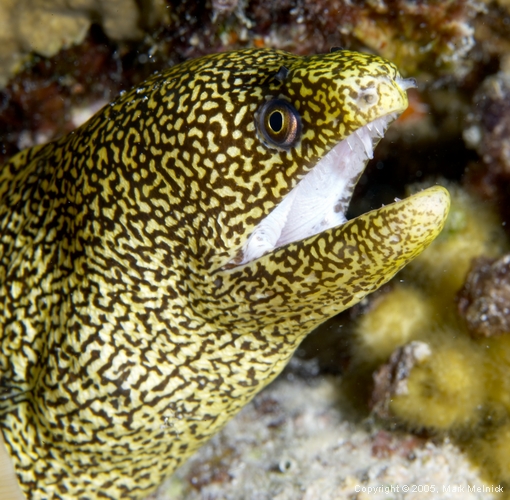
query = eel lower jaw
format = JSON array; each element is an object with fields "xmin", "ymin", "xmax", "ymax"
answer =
[{"xmin": 233, "ymin": 112, "xmax": 399, "ymax": 266}]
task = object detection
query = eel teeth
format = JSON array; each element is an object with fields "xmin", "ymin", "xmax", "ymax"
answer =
[
  {"xmin": 374, "ymin": 122, "xmax": 384, "ymax": 136},
  {"xmin": 237, "ymin": 112, "xmax": 398, "ymax": 265},
  {"xmin": 355, "ymin": 128, "xmax": 374, "ymax": 160}
]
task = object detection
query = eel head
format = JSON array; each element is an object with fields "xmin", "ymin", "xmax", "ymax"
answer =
[{"xmin": 182, "ymin": 49, "xmax": 450, "ymax": 337}]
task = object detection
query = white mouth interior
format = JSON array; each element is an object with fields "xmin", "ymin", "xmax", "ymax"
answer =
[{"xmin": 237, "ymin": 113, "xmax": 398, "ymax": 265}]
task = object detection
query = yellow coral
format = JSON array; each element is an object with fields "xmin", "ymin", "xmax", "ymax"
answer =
[
  {"xmin": 351, "ymin": 181, "xmax": 510, "ymax": 484},
  {"xmin": 482, "ymin": 335, "xmax": 510, "ymax": 414},
  {"xmin": 389, "ymin": 333, "xmax": 485, "ymax": 431},
  {"xmin": 404, "ymin": 182, "xmax": 507, "ymax": 303},
  {"xmin": 355, "ymin": 285, "xmax": 433, "ymax": 365},
  {"xmin": 473, "ymin": 423, "xmax": 510, "ymax": 485}
]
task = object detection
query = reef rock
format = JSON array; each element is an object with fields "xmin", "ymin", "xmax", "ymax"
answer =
[{"xmin": 0, "ymin": 0, "xmax": 142, "ymax": 87}]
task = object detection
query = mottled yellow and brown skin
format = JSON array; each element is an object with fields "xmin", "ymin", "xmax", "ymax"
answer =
[{"xmin": 0, "ymin": 49, "xmax": 449, "ymax": 499}]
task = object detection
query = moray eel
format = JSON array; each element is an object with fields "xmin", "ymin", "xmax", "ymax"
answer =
[{"xmin": 0, "ymin": 48, "xmax": 449, "ymax": 499}]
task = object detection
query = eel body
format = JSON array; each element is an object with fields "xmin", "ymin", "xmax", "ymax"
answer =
[{"xmin": 0, "ymin": 48, "xmax": 449, "ymax": 499}]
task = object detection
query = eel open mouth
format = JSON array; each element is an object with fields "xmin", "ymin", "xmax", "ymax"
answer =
[{"xmin": 237, "ymin": 112, "xmax": 399, "ymax": 265}]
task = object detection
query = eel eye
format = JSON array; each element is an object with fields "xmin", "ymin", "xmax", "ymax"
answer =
[{"xmin": 257, "ymin": 99, "xmax": 302, "ymax": 150}]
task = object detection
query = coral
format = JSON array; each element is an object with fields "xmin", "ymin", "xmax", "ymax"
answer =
[
  {"xmin": 403, "ymin": 182, "xmax": 507, "ymax": 301},
  {"xmin": 474, "ymin": 423, "xmax": 510, "ymax": 486},
  {"xmin": 347, "ymin": 1, "xmax": 482, "ymax": 78},
  {"xmin": 349, "ymin": 181, "xmax": 510, "ymax": 485},
  {"xmin": 247, "ymin": 0, "xmax": 485, "ymax": 78},
  {"xmin": 354, "ymin": 286, "xmax": 434, "ymax": 366},
  {"xmin": 352, "ymin": 181, "xmax": 507, "ymax": 362},
  {"xmin": 382, "ymin": 334, "xmax": 486, "ymax": 431},
  {"xmin": 483, "ymin": 334, "xmax": 510, "ymax": 415}
]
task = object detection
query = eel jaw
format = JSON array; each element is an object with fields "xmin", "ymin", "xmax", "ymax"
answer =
[{"xmin": 237, "ymin": 112, "xmax": 399, "ymax": 265}]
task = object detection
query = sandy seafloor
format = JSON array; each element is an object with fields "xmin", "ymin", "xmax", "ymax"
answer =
[{"xmin": 150, "ymin": 374, "xmax": 497, "ymax": 500}]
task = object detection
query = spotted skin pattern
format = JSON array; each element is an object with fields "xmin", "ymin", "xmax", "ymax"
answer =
[{"xmin": 0, "ymin": 49, "xmax": 449, "ymax": 499}]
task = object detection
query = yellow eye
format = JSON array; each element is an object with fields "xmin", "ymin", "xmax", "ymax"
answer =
[{"xmin": 256, "ymin": 99, "xmax": 301, "ymax": 150}]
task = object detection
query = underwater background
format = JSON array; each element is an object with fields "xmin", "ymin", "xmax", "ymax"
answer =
[{"xmin": 2, "ymin": 1, "xmax": 510, "ymax": 498}]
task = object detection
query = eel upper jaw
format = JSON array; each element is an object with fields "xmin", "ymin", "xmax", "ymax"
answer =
[{"xmin": 235, "ymin": 112, "xmax": 399, "ymax": 266}]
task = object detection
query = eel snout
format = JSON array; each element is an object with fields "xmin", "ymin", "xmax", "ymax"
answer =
[{"xmin": 237, "ymin": 74, "xmax": 418, "ymax": 267}]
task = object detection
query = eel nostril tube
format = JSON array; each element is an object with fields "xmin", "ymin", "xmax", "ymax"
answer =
[{"xmin": 396, "ymin": 77, "xmax": 418, "ymax": 91}]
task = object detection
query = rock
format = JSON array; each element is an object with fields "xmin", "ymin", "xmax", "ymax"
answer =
[
  {"xmin": 458, "ymin": 255, "xmax": 510, "ymax": 337},
  {"xmin": 0, "ymin": 0, "xmax": 142, "ymax": 87}
]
